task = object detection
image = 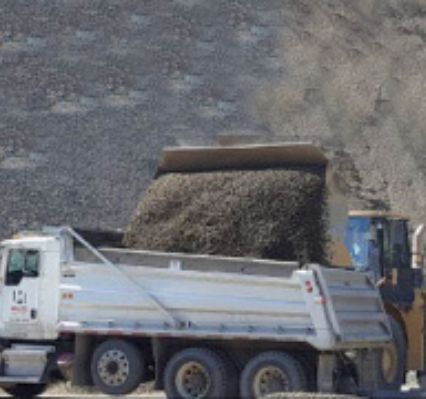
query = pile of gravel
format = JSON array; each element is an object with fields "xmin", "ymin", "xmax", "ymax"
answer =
[{"xmin": 123, "ymin": 169, "xmax": 328, "ymax": 264}]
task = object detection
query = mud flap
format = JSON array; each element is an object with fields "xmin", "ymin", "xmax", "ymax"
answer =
[
  {"xmin": 317, "ymin": 353, "xmax": 336, "ymax": 393},
  {"xmin": 72, "ymin": 334, "xmax": 93, "ymax": 386}
]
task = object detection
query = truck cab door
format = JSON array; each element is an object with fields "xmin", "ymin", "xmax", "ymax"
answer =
[{"xmin": 0, "ymin": 247, "xmax": 42, "ymax": 339}]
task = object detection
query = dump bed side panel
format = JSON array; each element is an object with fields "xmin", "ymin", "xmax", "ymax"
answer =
[
  {"xmin": 59, "ymin": 262, "xmax": 318, "ymax": 341},
  {"xmin": 58, "ymin": 249, "xmax": 390, "ymax": 350}
]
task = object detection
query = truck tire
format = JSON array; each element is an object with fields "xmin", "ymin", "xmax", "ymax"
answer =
[
  {"xmin": 2, "ymin": 383, "xmax": 46, "ymax": 398},
  {"xmin": 295, "ymin": 353, "xmax": 316, "ymax": 391},
  {"xmin": 358, "ymin": 317, "xmax": 406, "ymax": 391},
  {"xmin": 90, "ymin": 339, "xmax": 145, "ymax": 395},
  {"xmin": 163, "ymin": 347, "xmax": 232, "ymax": 399},
  {"xmin": 240, "ymin": 351, "xmax": 308, "ymax": 399},
  {"xmin": 218, "ymin": 351, "xmax": 240, "ymax": 398}
]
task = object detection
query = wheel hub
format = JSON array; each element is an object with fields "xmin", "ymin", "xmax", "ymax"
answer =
[
  {"xmin": 176, "ymin": 361, "xmax": 211, "ymax": 399},
  {"xmin": 97, "ymin": 349, "xmax": 130, "ymax": 387},
  {"xmin": 106, "ymin": 361, "xmax": 119, "ymax": 375},
  {"xmin": 253, "ymin": 366, "xmax": 289, "ymax": 397}
]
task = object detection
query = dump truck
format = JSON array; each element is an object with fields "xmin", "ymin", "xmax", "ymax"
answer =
[
  {"xmin": 0, "ymin": 143, "xmax": 396, "ymax": 399},
  {"xmin": 0, "ymin": 226, "xmax": 390, "ymax": 398}
]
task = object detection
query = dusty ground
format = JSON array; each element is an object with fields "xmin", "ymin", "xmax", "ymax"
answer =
[
  {"xmin": 0, "ymin": 388, "xmax": 361, "ymax": 399},
  {"xmin": 1, "ymin": 1, "xmax": 426, "ymax": 238},
  {"xmin": 0, "ymin": 376, "xmax": 421, "ymax": 397}
]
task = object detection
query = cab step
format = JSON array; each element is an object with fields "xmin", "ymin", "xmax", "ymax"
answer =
[
  {"xmin": 0, "ymin": 344, "xmax": 55, "ymax": 382},
  {"xmin": 0, "ymin": 376, "xmax": 41, "ymax": 384}
]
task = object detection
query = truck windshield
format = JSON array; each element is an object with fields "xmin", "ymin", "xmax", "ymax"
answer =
[
  {"xmin": 345, "ymin": 217, "xmax": 371, "ymax": 272},
  {"xmin": 6, "ymin": 248, "xmax": 40, "ymax": 285}
]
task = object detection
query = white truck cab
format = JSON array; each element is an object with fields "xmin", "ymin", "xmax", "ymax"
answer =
[{"xmin": 0, "ymin": 236, "xmax": 61, "ymax": 341}]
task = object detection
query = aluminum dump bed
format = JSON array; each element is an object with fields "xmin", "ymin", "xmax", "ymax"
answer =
[{"xmin": 56, "ymin": 228, "xmax": 391, "ymax": 350}]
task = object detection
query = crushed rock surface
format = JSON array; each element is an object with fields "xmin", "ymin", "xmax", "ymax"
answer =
[{"xmin": 1, "ymin": 1, "xmax": 426, "ymax": 237}]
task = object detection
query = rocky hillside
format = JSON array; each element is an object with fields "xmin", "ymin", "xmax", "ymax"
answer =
[{"xmin": 1, "ymin": 0, "xmax": 426, "ymax": 238}]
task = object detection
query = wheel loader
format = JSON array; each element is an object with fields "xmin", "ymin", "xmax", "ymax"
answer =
[
  {"xmin": 344, "ymin": 210, "xmax": 426, "ymax": 391},
  {"xmin": 156, "ymin": 141, "xmax": 426, "ymax": 394}
]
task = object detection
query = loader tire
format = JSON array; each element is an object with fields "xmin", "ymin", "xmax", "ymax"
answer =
[
  {"xmin": 91, "ymin": 339, "xmax": 145, "ymax": 395},
  {"xmin": 240, "ymin": 351, "xmax": 308, "ymax": 399},
  {"xmin": 357, "ymin": 317, "xmax": 406, "ymax": 391},
  {"xmin": 378, "ymin": 317, "xmax": 406, "ymax": 389},
  {"xmin": 164, "ymin": 347, "xmax": 232, "ymax": 398},
  {"xmin": 2, "ymin": 383, "xmax": 46, "ymax": 398}
]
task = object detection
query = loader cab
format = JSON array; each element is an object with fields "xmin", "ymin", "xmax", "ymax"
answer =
[{"xmin": 345, "ymin": 211, "xmax": 418, "ymax": 305}]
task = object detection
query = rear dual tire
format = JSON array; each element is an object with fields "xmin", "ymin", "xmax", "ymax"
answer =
[
  {"xmin": 163, "ymin": 348, "xmax": 308, "ymax": 399},
  {"xmin": 240, "ymin": 351, "xmax": 308, "ymax": 399},
  {"xmin": 164, "ymin": 347, "xmax": 237, "ymax": 399}
]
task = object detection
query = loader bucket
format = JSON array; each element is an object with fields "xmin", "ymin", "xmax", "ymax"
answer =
[
  {"xmin": 156, "ymin": 142, "xmax": 328, "ymax": 175},
  {"xmin": 155, "ymin": 142, "xmax": 350, "ymax": 266}
]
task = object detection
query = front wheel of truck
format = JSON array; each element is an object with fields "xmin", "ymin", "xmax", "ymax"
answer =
[
  {"xmin": 2, "ymin": 383, "xmax": 46, "ymax": 398},
  {"xmin": 90, "ymin": 339, "xmax": 145, "ymax": 395}
]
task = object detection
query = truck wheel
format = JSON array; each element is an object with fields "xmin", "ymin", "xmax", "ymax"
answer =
[
  {"xmin": 164, "ymin": 347, "xmax": 232, "ymax": 398},
  {"xmin": 240, "ymin": 351, "xmax": 308, "ymax": 399},
  {"xmin": 296, "ymin": 353, "xmax": 316, "ymax": 391},
  {"xmin": 218, "ymin": 351, "xmax": 240, "ymax": 398},
  {"xmin": 90, "ymin": 339, "xmax": 145, "ymax": 395},
  {"xmin": 2, "ymin": 384, "xmax": 46, "ymax": 398}
]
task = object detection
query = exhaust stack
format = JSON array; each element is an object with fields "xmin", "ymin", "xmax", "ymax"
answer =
[{"xmin": 412, "ymin": 224, "xmax": 425, "ymax": 269}]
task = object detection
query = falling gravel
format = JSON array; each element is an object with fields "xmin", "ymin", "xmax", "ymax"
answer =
[{"xmin": 124, "ymin": 169, "xmax": 328, "ymax": 264}]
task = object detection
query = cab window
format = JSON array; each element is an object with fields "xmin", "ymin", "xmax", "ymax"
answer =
[
  {"xmin": 345, "ymin": 217, "xmax": 371, "ymax": 271},
  {"xmin": 6, "ymin": 249, "xmax": 40, "ymax": 286},
  {"xmin": 389, "ymin": 221, "xmax": 410, "ymax": 269}
]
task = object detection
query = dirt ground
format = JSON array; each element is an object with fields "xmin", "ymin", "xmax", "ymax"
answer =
[
  {"xmin": 0, "ymin": 377, "xmax": 420, "ymax": 398},
  {"xmin": 5, "ymin": 373, "xmax": 418, "ymax": 398}
]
